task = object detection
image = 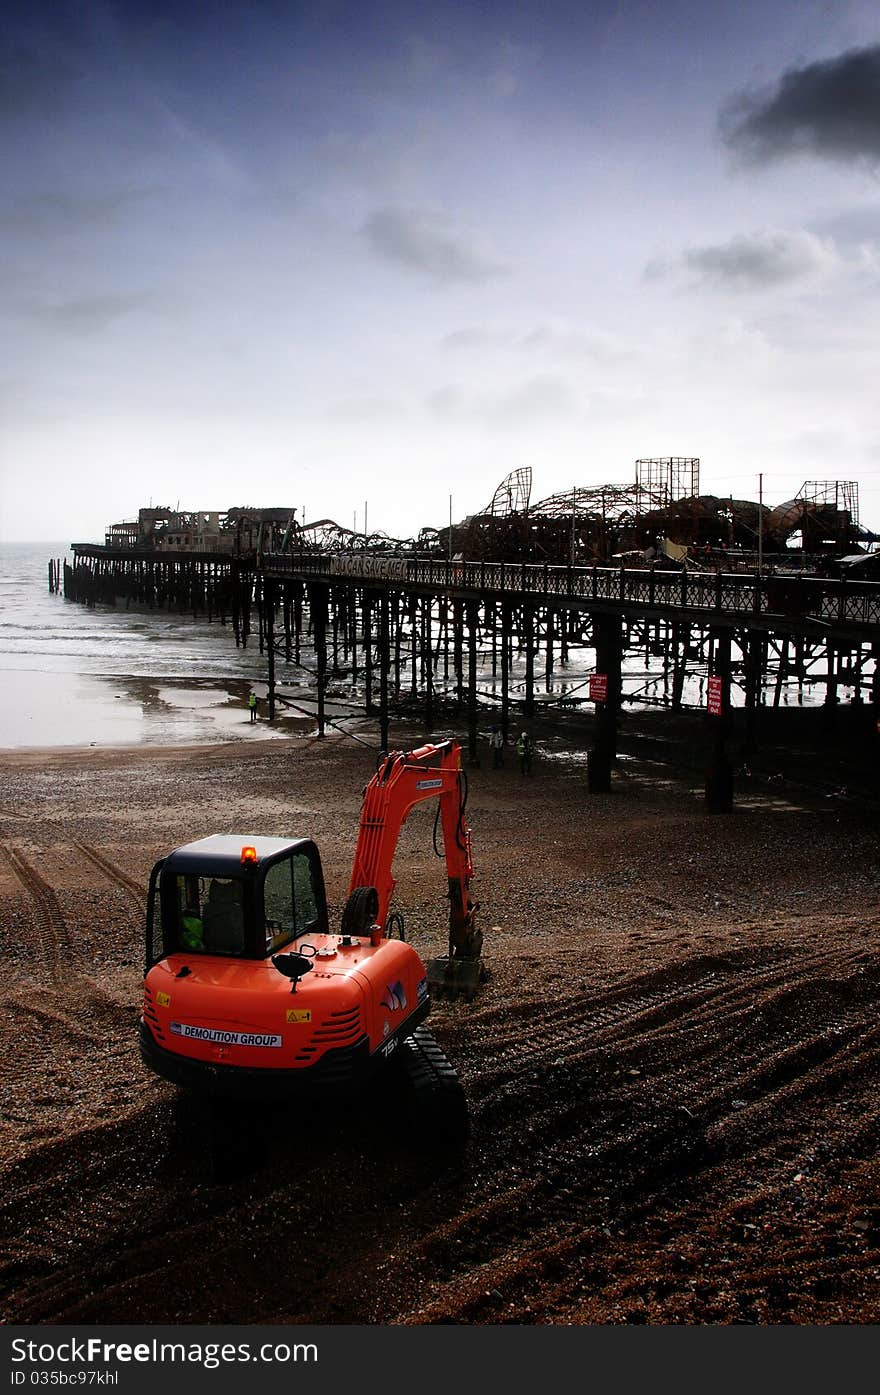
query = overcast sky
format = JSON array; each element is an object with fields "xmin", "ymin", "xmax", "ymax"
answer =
[{"xmin": 2, "ymin": 0, "xmax": 880, "ymax": 543}]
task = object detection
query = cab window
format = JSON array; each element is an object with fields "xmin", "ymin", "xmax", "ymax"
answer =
[
  {"xmin": 173, "ymin": 874, "xmax": 246, "ymax": 955},
  {"xmin": 176, "ymin": 874, "xmax": 204, "ymax": 950},
  {"xmin": 263, "ymin": 850, "xmax": 321, "ymax": 952}
]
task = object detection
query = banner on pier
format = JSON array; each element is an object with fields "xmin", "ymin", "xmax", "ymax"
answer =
[{"xmin": 329, "ymin": 556, "xmax": 409, "ymax": 581}]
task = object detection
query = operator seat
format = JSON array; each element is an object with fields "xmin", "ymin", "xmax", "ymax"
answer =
[{"xmin": 203, "ymin": 880, "xmax": 245, "ymax": 953}]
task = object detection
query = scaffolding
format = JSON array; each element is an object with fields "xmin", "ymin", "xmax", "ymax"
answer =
[
  {"xmin": 798, "ymin": 480, "xmax": 859, "ymax": 527},
  {"xmin": 635, "ymin": 458, "xmax": 701, "ymax": 511}
]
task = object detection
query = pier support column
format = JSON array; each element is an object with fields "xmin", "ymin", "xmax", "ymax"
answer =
[
  {"xmin": 393, "ymin": 592, "xmax": 402, "ymax": 698},
  {"xmin": 379, "ymin": 590, "xmax": 390, "ymax": 753},
  {"xmin": 349, "ymin": 586, "xmax": 358, "ymax": 683},
  {"xmin": 293, "ymin": 587, "xmax": 302, "ymax": 665},
  {"xmin": 588, "ymin": 613, "xmax": 622, "ymax": 793},
  {"xmin": 671, "ymin": 623, "xmax": 689, "ymax": 709},
  {"xmin": 544, "ymin": 608, "xmax": 554, "ymax": 692},
  {"xmin": 467, "ymin": 601, "xmax": 479, "ymax": 766},
  {"xmin": 331, "ymin": 587, "xmax": 340, "ymax": 677},
  {"xmin": 410, "ymin": 596, "xmax": 418, "ymax": 701},
  {"xmin": 743, "ymin": 630, "xmax": 762, "ymax": 760},
  {"xmin": 283, "ymin": 584, "xmax": 292, "ymax": 664},
  {"xmin": 422, "ymin": 599, "xmax": 434, "ymax": 731},
  {"xmin": 821, "ymin": 639, "xmax": 838, "ymax": 736},
  {"xmin": 501, "ymin": 602, "xmax": 511, "ymax": 746},
  {"xmin": 706, "ymin": 626, "xmax": 733, "ymax": 813},
  {"xmin": 266, "ymin": 580, "xmax": 276, "ymax": 721},
  {"xmin": 441, "ymin": 600, "xmax": 450, "ymax": 682},
  {"xmin": 363, "ymin": 591, "xmax": 373, "ymax": 714},
  {"xmin": 524, "ymin": 605, "xmax": 536, "ymax": 720},
  {"xmin": 773, "ymin": 636, "xmax": 789, "ymax": 708},
  {"xmin": 452, "ymin": 600, "xmax": 464, "ymax": 714},
  {"xmin": 311, "ymin": 583, "xmax": 328, "ymax": 738}
]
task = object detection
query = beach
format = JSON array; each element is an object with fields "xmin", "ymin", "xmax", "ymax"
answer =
[{"xmin": 2, "ymin": 723, "xmax": 879, "ymax": 1324}]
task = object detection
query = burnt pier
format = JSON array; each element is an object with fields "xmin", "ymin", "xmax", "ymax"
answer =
[{"xmin": 66, "ymin": 542, "xmax": 880, "ymax": 809}]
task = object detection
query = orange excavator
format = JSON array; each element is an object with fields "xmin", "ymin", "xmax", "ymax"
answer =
[{"xmin": 139, "ymin": 740, "xmax": 483, "ymax": 1136}]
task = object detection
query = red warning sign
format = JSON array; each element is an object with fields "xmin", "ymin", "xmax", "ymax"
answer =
[
  {"xmin": 707, "ymin": 675, "xmax": 723, "ymax": 717},
  {"xmin": 589, "ymin": 673, "xmax": 608, "ymax": 703}
]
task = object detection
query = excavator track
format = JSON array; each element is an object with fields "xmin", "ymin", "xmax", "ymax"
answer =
[{"xmin": 394, "ymin": 1026, "xmax": 469, "ymax": 1152}]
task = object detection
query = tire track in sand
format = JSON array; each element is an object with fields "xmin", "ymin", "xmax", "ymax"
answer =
[
  {"xmin": 1, "ymin": 844, "xmax": 70, "ymax": 977},
  {"xmin": 70, "ymin": 839, "xmax": 147, "ymax": 912}
]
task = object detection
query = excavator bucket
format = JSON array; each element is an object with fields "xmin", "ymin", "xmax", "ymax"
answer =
[{"xmin": 426, "ymin": 955, "xmax": 486, "ymax": 1003}]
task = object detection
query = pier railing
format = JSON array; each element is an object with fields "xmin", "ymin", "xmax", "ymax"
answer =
[{"xmin": 262, "ymin": 552, "xmax": 880, "ymax": 632}]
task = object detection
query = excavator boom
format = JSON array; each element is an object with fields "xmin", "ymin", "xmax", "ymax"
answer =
[{"xmin": 345, "ymin": 740, "xmax": 484, "ymax": 999}]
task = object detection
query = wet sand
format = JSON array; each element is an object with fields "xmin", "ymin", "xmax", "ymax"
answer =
[{"xmin": 0, "ymin": 672, "xmax": 299, "ymax": 750}]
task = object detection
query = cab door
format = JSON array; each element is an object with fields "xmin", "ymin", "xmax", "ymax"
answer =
[{"xmin": 261, "ymin": 842, "xmax": 328, "ymax": 953}]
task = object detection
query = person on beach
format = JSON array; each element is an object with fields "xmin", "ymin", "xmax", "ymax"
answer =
[
  {"xmin": 248, "ymin": 690, "xmax": 258, "ymax": 722},
  {"xmin": 517, "ymin": 731, "xmax": 533, "ymax": 776},
  {"xmin": 490, "ymin": 725, "xmax": 504, "ymax": 768}
]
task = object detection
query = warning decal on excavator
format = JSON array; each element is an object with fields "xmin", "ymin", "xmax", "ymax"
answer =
[
  {"xmin": 286, "ymin": 1008, "xmax": 312, "ymax": 1024},
  {"xmin": 155, "ymin": 991, "xmax": 171, "ymax": 1008},
  {"xmin": 170, "ymin": 1022, "xmax": 282, "ymax": 1048}
]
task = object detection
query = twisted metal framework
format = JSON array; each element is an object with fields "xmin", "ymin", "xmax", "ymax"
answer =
[
  {"xmin": 531, "ymin": 483, "xmax": 645, "ymax": 525},
  {"xmin": 293, "ymin": 519, "xmax": 422, "ymax": 554},
  {"xmin": 484, "ymin": 467, "xmax": 532, "ymax": 516}
]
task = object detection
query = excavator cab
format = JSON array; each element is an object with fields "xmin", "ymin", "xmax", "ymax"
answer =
[
  {"xmin": 146, "ymin": 835, "xmax": 329, "ymax": 969},
  {"xmin": 140, "ymin": 831, "xmax": 436, "ymax": 1099}
]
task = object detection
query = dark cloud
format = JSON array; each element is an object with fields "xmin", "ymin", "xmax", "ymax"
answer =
[
  {"xmin": 0, "ymin": 38, "xmax": 79, "ymax": 116},
  {"xmin": 685, "ymin": 231, "xmax": 835, "ymax": 287},
  {"xmin": 0, "ymin": 190, "xmax": 158, "ymax": 234},
  {"xmin": 721, "ymin": 44, "xmax": 880, "ymax": 165},
  {"xmin": 647, "ymin": 229, "xmax": 838, "ymax": 290},
  {"xmin": 0, "ymin": 1, "xmax": 89, "ymax": 117},
  {"xmin": 363, "ymin": 206, "xmax": 507, "ymax": 284},
  {"xmin": 17, "ymin": 293, "xmax": 152, "ymax": 335}
]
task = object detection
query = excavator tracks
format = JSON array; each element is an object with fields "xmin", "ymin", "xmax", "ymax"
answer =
[{"xmin": 394, "ymin": 1026, "xmax": 469, "ymax": 1151}]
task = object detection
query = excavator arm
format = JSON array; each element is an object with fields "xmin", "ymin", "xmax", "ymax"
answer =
[{"xmin": 345, "ymin": 741, "xmax": 483, "ymax": 974}]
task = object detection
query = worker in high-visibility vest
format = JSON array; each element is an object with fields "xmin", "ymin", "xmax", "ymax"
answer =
[
  {"xmin": 181, "ymin": 909, "xmax": 204, "ymax": 949},
  {"xmin": 248, "ymin": 690, "xmax": 258, "ymax": 723},
  {"xmin": 180, "ymin": 878, "xmax": 204, "ymax": 949},
  {"xmin": 516, "ymin": 731, "xmax": 533, "ymax": 777}
]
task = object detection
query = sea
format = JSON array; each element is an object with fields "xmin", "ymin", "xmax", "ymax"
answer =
[{"xmin": 0, "ymin": 542, "xmax": 277, "ymax": 750}]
